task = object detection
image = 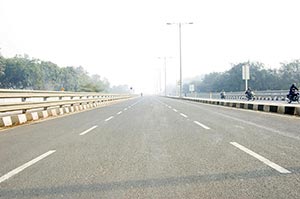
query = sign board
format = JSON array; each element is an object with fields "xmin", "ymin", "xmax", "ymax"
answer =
[
  {"xmin": 242, "ymin": 65, "xmax": 250, "ymax": 80},
  {"xmin": 189, "ymin": 84, "xmax": 195, "ymax": 92}
]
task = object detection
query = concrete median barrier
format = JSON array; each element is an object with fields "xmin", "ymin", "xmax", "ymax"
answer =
[{"xmin": 169, "ymin": 96, "xmax": 300, "ymax": 117}]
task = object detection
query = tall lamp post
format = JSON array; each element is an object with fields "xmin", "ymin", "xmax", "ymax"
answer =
[
  {"xmin": 158, "ymin": 57, "xmax": 172, "ymax": 96},
  {"xmin": 167, "ymin": 22, "xmax": 193, "ymax": 98}
]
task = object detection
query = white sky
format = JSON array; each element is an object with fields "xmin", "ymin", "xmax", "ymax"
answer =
[{"xmin": 1, "ymin": 0, "xmax": 300, "ymax": 94}]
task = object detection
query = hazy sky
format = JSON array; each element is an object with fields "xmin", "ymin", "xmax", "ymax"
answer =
[{"xmin": 1, "ymin": 0, "xmax": 300, "ymax": 93}]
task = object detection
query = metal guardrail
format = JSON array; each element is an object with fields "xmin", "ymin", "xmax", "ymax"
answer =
[
  {"xmin": 186, "ymin": 90, "xmax": 289, "ymax": 101},
  {"xmin": 0, "ymin": 89, "xmax": 131, "ymax": 114}
]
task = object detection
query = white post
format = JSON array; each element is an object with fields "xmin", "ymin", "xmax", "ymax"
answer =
[{"xmin": 242, "ymin": 65, "xmax": 250, "ymax": 90}]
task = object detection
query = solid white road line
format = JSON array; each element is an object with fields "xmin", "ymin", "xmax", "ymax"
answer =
[
  {"xmin": 124, "ymin": 108, "xmax": 128, "ymax": 111},
  {"xmin": 173, "ymin": 109, "xmax": 178, "ymax": 112},
  {"xmin": 230, "ymin": 142, "xmax": 291, "ymax": 174},
  {"xmin": 180, "ymin": 113, "xmax": 188, "ymax": 118},
  {"xmin": 105, "ymin": 116, "xmax": 114, "ymax": 122},
  {"xmin": 193, "ymin": 121, "xmax": 211, "ymax": 130},
  {"xmin": 0, "ymin": 150, "xmax": 56, "ymax": 184},
  {"xmin": 79, "ymin": 125, "xmax": 98, "ymax": 136},
  {"xmin": 117, "ymin": 111, "xmax": 122, "ymax": 115}
]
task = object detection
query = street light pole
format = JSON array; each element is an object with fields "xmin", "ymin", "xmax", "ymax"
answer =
[
  {"xmin": 158, "ymin": 56, "xmax": 172, "ymax": 96},
  {"xmin": 179, "ymin": 23, "xmax": 182, "ymax": 98},
  {"xmin": 167, "ymin": 22, "xmax": 193, "ymax": 98},
  {"xmin": 164, "ymin": 57, "xmax": 167, "ymax": 96}
]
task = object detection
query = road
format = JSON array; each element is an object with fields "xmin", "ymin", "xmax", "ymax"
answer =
[{"xmin": 0, "ymin": 96, "xmax": 299, "ymax": 199}]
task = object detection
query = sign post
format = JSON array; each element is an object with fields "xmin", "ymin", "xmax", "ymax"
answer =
[
  {"xmin": 189, "ymin": 84, "xmax": 195, "ymax": 97},
  {"xmin": 242, "ymin": 65, "xmax": 250, "ymax": 90}
]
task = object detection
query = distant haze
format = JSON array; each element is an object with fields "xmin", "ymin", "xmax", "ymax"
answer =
[{"xmin": 1, "ymin": 0, "xmax": 300, "ymax": 94}]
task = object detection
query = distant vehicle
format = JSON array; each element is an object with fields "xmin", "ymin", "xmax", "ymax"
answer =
[
  {"xmin": 220, "ymin": 91, "xmax": 226, "ymax": 99},
  {"xmin": 141, "ymin": 93, "xmax": 143, "ymax": 97},
  {"xmin": 245, "ymin": 90, "xmax": 255, "ymax": 101},
  {"xmin": 286, "ymin": 90, "xmax": 299, "ymax": 103}
]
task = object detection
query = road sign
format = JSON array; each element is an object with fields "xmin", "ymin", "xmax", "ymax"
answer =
[
  {"xmin": 242, "ymin": 65, "xmax": 250, "ymax": 80},
  {"xmin": 189, "ymin": 84, "xmax": 195, "ymax": 92}
]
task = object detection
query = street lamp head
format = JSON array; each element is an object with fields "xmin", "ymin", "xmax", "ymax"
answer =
[{"xmin": 166, "ymin": 23, "xmax": 173, "ymax": 25}]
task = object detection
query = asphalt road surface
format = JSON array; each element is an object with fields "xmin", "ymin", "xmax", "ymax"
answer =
[{"xmin": 0, "ymin": 96, "xmax": 299, "ymax": 199}]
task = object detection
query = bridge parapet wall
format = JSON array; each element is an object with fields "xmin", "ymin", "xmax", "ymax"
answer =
[{"xmin": 0, "ymin": 89, "xmax": 133, "ymax": 127}]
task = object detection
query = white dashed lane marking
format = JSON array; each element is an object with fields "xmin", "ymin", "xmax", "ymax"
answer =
[
  {"xmin": 0, "ymin": 150, "xmax": 56, "ymax": 184},
  {"xmin": 193, "ymin": 121, "xmax": 210, "ymax": 130},
  {"xmin": 180, "ymin": 113, "xmax": 188, "ymax": 118},
  {"xmin": 230, "ymin": 142, "xmax": 291, "ymax": 174},
  {"xmin": 79, "ymin": 125, "xmax": 98, "ymax": 135},
  {"xmin": 105, "ymin": 116, "xmax": 114, "ymax": 122}
]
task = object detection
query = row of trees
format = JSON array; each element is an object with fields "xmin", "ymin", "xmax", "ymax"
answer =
[
  {"xmin": 183, "ymin": 60, "xmax": 300, "ymax": 93},
  {"xmin": 0, "ymin": 54, "xmax": 113, "ymax": 92}
]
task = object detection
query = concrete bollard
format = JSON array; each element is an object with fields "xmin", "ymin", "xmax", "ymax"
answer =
[
  {"xmin": 38, "ymin": 110, "xmax": 48, "ymax": 118},
  {"xmin": 0, "ymin": 116, "xmax": 13, "ymax": 127},
  {"xmin": 295, "ymin": 107, "xmax": 300, "ymax": 116},
  {"xmin": 11, "ymin": 114, "xmax": 27, "ymax": 125},
  {"xmin": 64, "ymin": 107, "xmax": 70, "ymax": 113},
  {"xmin": 26, "ymin": 112, "xmax": 39, "ymax": 121},
  {"xmin": 263, "ymin": 105, "xmax": 270, "ymax": 112},
  {"xmin": 74, "ymin": 105, "xmax": 79, "ymax": 111},
  {"xmin": 58, "ymin": 108, "xmax": 64, "ymax": 115},
  {"xmin": 49, "ymin": 109, "xmax": 58, "ymax": 116},
  {"xmin": 253, "ymin": 104, "xmax": 258, "ymax": 111},
  {"xmin": 277, "ymin": 106, "xmax": 285, "ymax": 114}
]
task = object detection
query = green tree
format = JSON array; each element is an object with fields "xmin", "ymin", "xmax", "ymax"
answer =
[
  {"xmin": 279, "ymin": 60, "xmax": 300, "ymax": 89},
  {"xmin": 0, "ymin": 54, "xmax": 112, "ymax": 91},
  {"xmin": 0, "ymin": 55, "xmax": 5, "ymax": 77}
]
